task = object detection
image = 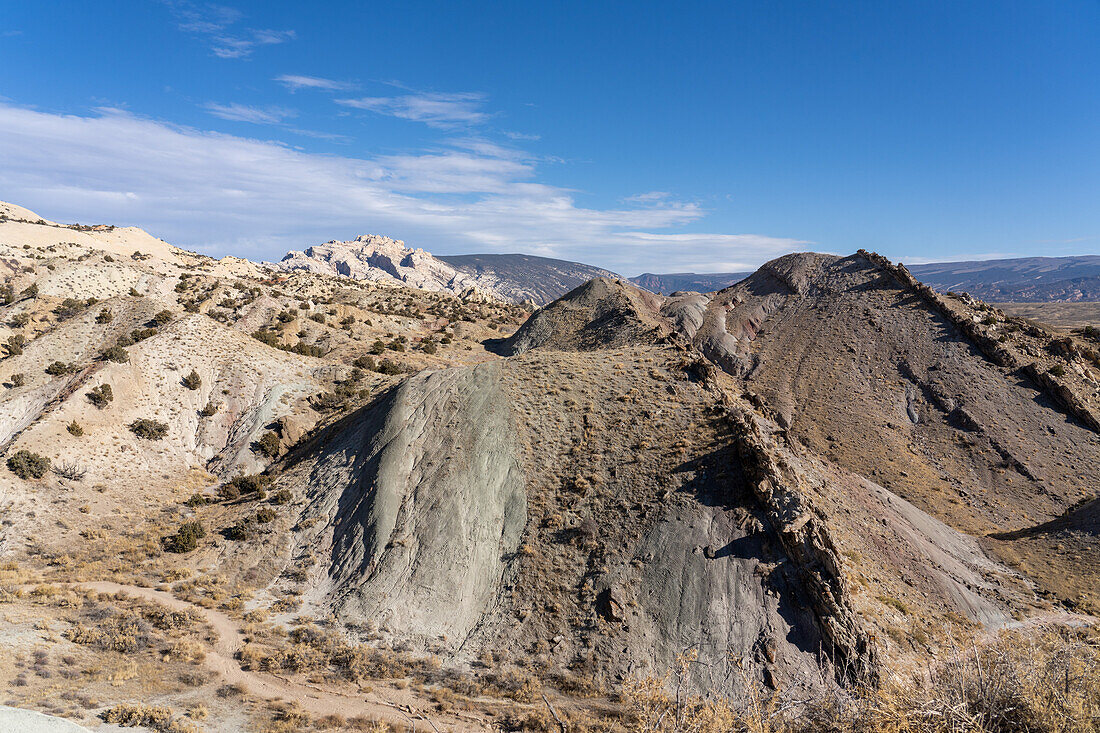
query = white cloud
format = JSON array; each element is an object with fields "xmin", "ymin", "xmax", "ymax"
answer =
[
  {"xmin": 275, "ymin": 74, "xmax": 355, "ymax": 92},
  {"xmin": 166, "ymin": 1, "xmax": 294, "ymax": 58},
  {"xmin": 203, "ymin": 103, "xmax": 296, "ymax": 124},
  {"xmin": 337, "ymin": 92, "xmax": 489, "ymax": 128},
  {"xmin": 0, "ymin": 103, "xmax": 806, "ymax": 274}
]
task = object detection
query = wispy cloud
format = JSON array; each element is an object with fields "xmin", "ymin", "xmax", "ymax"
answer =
[
  {"xmin": 275, "ymin": 74, "xmax": 355, "ymax": 92},
  {"xmin": 0, "ymin": 103, "xmax": 805, "ymax": 273},
  {"xmin": 166, "ymin": 1, "xmax": 294, "ymax": 58},
  {"xmin": 203, "ymin": 102, "xmax": 296, "ymax": 124},
  {"xmin": 336, "ymin": 91, "xmax": 489, "ymax": 128},
  {"xmin": 503, "ymin": 131, "xmax": 541, "ymax": 141}
]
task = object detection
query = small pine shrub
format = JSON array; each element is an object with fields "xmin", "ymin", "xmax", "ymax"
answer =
[
  {"xmin": 45, "ymin": 361, "xmax": 76, "ymax": 375},
  {"xmin": 1050, "ymin": 364, "xmax": 1067, "ymax": 378},
  {"xmin": 101, "ymin": 345, "xmax": 129, "ymax": 363},
  {"xmin": 184, "ymin": 493, "xmax": 209, "ymax": 508},
  {"xmin": 151, "ymin": 309, "xmax": 174, "ymax": 325},
  {"xmin": 9, "ymin": 373, "xmax": 25, "ymax": 387},
  {"xmin": 95, "ymin": 308, "xmax": 113, "ymax": 324},
  {"xmin": 163, "ymin": 521, "xmax": 206, "ymax": 553},
  {"xmin": 271, "ymin": 489, "xmax": 292, "ymax": 505},
  {"xmin": 182, "ymin": 369, "xmax": 201, "ymax": 390},
  {"xmin": 376, "ymin": 359, "xmax": 403, "ymax": 375},
  {"xmin": 255, "ymin": 507, "xmax": 276, "ymax": 524},
  {"xmin": 369, "ymin": 339, "xmax": 386, "ymax": 355},
  {"xmin": 7, "ymin": 450, "xmax": 50, "ymax": 479},
  {"xmin": 129, "ymin": 418, "xmax": 168, "ymax": 440},
  {"xmin": 87, "ymin": 383, "xmax": 113, "ymax": 408},
  {"xmin": 67, "ymin": 420, "xmax": 84, "ymax": 437},
  {"xmin": 4, "ymin": 334, "xmax": 25, "ymax": 356},
  {"xmin": 254, "ymin": 431, "xmax": 281, "ymax": 458},
  {"xmin": 199, "ymin": 401, "xmax": 219, "ymax": 417}
]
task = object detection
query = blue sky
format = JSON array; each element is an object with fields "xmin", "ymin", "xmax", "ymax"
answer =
[{"xmin": 1, "ymin": 1, "xmax": 1098, "ymax": 275}]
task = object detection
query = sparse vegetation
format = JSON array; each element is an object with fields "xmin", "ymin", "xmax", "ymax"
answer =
[
  {"xmin": 129, "ymin": 418, "xmax": 168, "ymax": 440},
  {"xmin": 87, "ymin": 383, "xmax": 114, "ymax": 408},
  {"xmin": 9, "ymin": 372, "xmax": 25, "ymax": 387},
  {"xmin": 101, "ymin": 344, "xmax": 130, "ymax": 362},
  {"xmin": 163, "ymin": 521, "xmax": 206, "ymax": 553},
  {"xmin": 67, "ymin": 420, "xmax": 84, "ymax": 436},
  {"xmin": 45, "ymin": 360, "xmax": 76, "ymax": 375},
  {"xmin": 254, "ymin": 430, "xmax": 281, "ymax": 458},
  {"xmin": 181, "ymin": 368, "xmax": 202, "ymax": 390},
  {"xmin": 7, "ymin": 450, "xmax": 51, "ymax": 479},
  {"xmin": 152, "ymin": 309, "xmax": 174, "ymax": 325}
]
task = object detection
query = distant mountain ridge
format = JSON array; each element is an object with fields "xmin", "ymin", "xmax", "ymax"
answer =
[
  {"xmin": 276, "ymin": 237, "xmax": 615, "ymax": 305},
  {"xmin": 438, "ymin": 253, "xmax": 617, "ymax": 305},
  {"xmin": 630, "ymin": 255, "xmax": 1100, "ymax": 302}
]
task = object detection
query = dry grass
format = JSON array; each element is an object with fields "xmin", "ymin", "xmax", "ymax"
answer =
[{"xmin": 621, "ymin": 625, "xmax": 1100, "ymax": 733}]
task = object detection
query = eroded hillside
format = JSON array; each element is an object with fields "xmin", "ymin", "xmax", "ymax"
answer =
[{"xmin": 2, "ymin": 208, "xmax": 1098, "ymax": 732}]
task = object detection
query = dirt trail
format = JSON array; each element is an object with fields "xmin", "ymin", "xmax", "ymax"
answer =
[{"xmin": 78, "ymin": 582, "xmax": 492, "ymax": 732}]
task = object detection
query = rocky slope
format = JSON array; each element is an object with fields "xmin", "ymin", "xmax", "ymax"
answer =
[
  {"xmin": 2, "ymin": 200, "xmax": 1098, "ymax": 730},
  {"xmin": 236, "ymin": 250, "xmax": 1100, "ymax": 699}
]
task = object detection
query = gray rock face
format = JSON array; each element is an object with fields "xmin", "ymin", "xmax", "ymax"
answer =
[{"xmin": 298, "ymin": 362, "xmax": 526, "ymax": 648}]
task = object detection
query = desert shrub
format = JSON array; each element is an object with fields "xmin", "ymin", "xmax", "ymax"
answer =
[
  {"xmin": 52, "ymin": 460, "xmax": 87, "ymax": 480},
  {"xmin": 353, "ymin": 355, "xmax": 375, "ymax": 370},
  {"xmin": 230, "ymin": 473, "xmax": 271, "ymax": 494},
  {"xmin": 387, "ymin": 340, "xmax": 405, "ymax": 352},
  {"xmin": 217, "ymin": 483, "xmax": 241, "ymax": 501},
  {"xmin": 224, "ymin": 518, "xmax": 255, "ymax": 541},
  {"xmin": 87, "ymin": 383, "xmax": 113, "ymax": 408},
  {"xmin": 129, "ymin": 418, "xmax": 168, "ymax": 440},
  {"xmin": 1050, "ymin": 364, "xmax": 1066, "ymax": 377},
  {"xmin": 288, "ymin": 341, "xmax": 325, "ymax": 357},
  {"xmin": 421, "ymin": 339, "xmax": 437, "ymax": 355},
  {"xmin": 67, "ymin": 420, "xmax": 84, "ymax": 437},
  {"xmin": 151, "ymin": 309, "xmax": 174, "ymax": 325},
  {"xmin": 181, "ymin": 369, "xmax": 201, "ymax": 390},
  {"xmin": 251, "ymin": 329, "xmax": 281, "ymax": 347},
  {"xmin": 376, "ymin": 359, "xmax": 403, "ymax": 375},
  {"xmin": 255, "ymin": 507, "xmax": 276, "ymax": 524},
  {"xmin": 45, "ymin": 360, "xmax": 76, "ymax": 375},
  {"xmin": 309, "ymin": 313, "xmax": 326, "ymax": 324},
  {"xmin": 9, "ymin": 373, "xmax": 25, "ymax": 387},
  {"xmin": 101, "ymin": 345, "xmax": 129, "ymax": 363},
  {"xmin": 184, "ymin": 493, "xmax": 209, "ymax": 507},
  {"xmin": 55, "ymin": 297, "xmax": 86, "ymax": 319},
  {"xmin": 7, "ymin": 450, "xmax": 50, "ymax": 479},
  {"xmin": 100, "ymin": 703, "xmax": 197, "ymax": 733},
  {"xmin": 95, "ymin": 308, "xmax": 113, "ymax": 324},
  {"xmin": 131, "ymin": 327, "xmax": 158, "ymax": 342},
  {"xmin": 11, "ymin": 312, "xmax": 30, "ymax": 327},
  {"xmin": 271, "ymin": 489, "xmax": 292, "ymax": 505},
  {"xmin": 21, "ymin": 283, "xmax": 38, "ymax": 299},
  {"xmin": 0, "ymin": 283, "xmax": 11, "ymax": 305},
  {"xmin": 254, "ymin": 430, "xmax": 281, "ymax": 458},
  {"xmin": 199, "ymin": 401, "xmax": 219, "ymax": 417},
  {"xmin": 311, "ymin": 391, "xmax": 347, "ymax": 412},
  {"xmin": 163, "ymin": 521, "xmax": 206, "ymax": 553},
  {"xmin": 369, "ymin": 339, "xmax": 386, "ymax": 355},
  {"xmin": 4, "ymin": 334, "xmax": 24, "ymax": 356}
]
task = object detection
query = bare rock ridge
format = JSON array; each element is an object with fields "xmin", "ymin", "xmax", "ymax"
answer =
[
  {"xmin": 277, "ymin": 236, "xmax": 616, "ymax": 305},
  {"xmin": 251, "ymin": 248, "xmax": 1100, "ymax": 696}
]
